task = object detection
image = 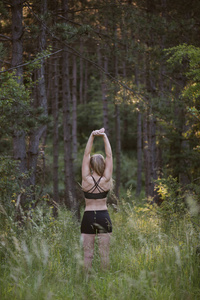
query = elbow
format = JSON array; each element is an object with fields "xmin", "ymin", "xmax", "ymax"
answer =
[{"xmin": 106, "ymin": 153, "xmax": 112, "ymax": 159}]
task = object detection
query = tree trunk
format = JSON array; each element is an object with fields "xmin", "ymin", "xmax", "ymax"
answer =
[
  {"xmin": 72, "ymin": 55, "xmax": 77, "ymax": 160},
  {"xmin": 114, "ymin": 58, "xmax": 121, "ymax": 198},
  {"xmin": 61, "ymin": 0, "xmax": 77, "ymax": 214},
  {"xmin": 79, "ymin": 39, "xmax": 83, "ymax": 104},
  {"xmin": 48, "ymin": 0, "xmax": 60, "ymax": 204},
  {"xmin": 28, "ymin": 0, "xmax": 48, "ymax": 191},
  {"xmin": 136, "ymin": 111, "xmax": 142, "ymax": 196},
  {"xmin": 83, "ymin": 60, "xmax": 88, "ymax": 104},
  {"xmin": 143, "ymin": 111, "xmax": 149, "ymax": 198},
  {"xmin": 97, "ymin": 45, "xmax": 109, "ymax": 135},
  {"xmin": 149, "ymin": 114, "xmax": 157, "ymax": 197},
  {"xmin": 11, "ymin": 0, "xmax": 23, "ymax": 83},
  {"xmin": 143, "ymin": 107, "xmax": 157, "ymax": 199},
  {"xmin": 102, "ymin": 55, "xmax": 109, "ymax": 135},
  {"xmin": 113, "ymin": 5, "xmax": 121, "ymax": 199},
  {"xmin": 52, "ymin": 47, "xmax": 60, "ymax": 203},
  {"xmin": 134, "ymin": 61, "xmax": 143, "ymax": 197},
  {"xmin": 144, "ymin": 105, "xmax": 156, "ymax": 200},
  {"xmin": 143, "ymin": 35, "xmax": 157, "ymax": 199},
  {"xmin": 115, "ymin": 104, "xmax": 121, "ymax": 198},
  {"xmin": 11, "ymin": 0, "xmax": 27, "ymax": 175}
]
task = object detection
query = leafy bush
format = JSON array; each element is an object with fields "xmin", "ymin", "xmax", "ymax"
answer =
[
  {"xmin": 155, "ymin": 175, "xmax": 187, "ymax": 219},
  {"xmin": 0, "ymin": 157, "xmax": 21, "ymax": 214}
]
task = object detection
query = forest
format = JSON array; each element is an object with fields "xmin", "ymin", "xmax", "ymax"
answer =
[{"xmin": 0, "ymin": 0, "xmax": 200, "ymax": 299}]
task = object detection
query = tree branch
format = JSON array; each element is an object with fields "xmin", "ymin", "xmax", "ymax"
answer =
[
  {"xmin": 0, "ymin": 34, "xmax": 12, "ymax": 41},
  {"xmin": 0, "ymin": 49, "xmax": 63, "ymax": 74}
]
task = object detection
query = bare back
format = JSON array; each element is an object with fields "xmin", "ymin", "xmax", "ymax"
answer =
[{"xmin": 82, "ymin": 173, "xmax": 111, "ymax": 211}]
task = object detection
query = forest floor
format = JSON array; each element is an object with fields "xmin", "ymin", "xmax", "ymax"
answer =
[{"xmin": 0, "ymin": 200, "xmax": 200, "ymax": 300}]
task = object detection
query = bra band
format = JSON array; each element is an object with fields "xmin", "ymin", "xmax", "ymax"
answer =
[{"xmin": 83, "ymin": 190, "xmax": 109, "ymax": 199}]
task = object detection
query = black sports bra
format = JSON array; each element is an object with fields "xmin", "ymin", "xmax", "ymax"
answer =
[{"xmin": 83, "ymin": 176, "xmax": 109, "ymax": 199}]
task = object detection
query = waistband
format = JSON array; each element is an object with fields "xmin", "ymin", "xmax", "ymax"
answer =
[{"xmin": 84, "ymin": 210, "xmax": 108, "ymax": 213}]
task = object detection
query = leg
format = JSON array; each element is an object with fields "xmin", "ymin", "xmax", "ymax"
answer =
[
  {"xmin": 81, "ymin": 233, "xmax": 95, "ymax": 271},
  {"xmin": 97, "ymin": 233, "xmax": 112, "ymax": 270}
]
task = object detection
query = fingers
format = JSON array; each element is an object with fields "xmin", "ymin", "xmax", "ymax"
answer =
[
  {"xmin": 92, "ymin": 128, "xmax": 105, "ymax": 136},
  {"xmin": 99, "ymin": 128, "xmax": 105, "ymax": 133}
]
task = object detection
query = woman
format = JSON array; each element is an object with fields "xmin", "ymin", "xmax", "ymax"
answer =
[{"xmin": 81, "ymin": 128, "xmax": 113, "ymax": 271}]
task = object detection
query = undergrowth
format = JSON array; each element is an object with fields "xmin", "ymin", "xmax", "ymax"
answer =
[{"xmin": 0, "ymin": 199, "xmax": 200, "ymax": 300}]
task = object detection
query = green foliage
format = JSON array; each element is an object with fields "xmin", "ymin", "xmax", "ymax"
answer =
[
  {"xmin": 25, "ymin": 47, "xmax": 52, "ymax": 79},
  {"xmin": 54, "ymin": 23, "xmax": 92, "ymax": 42},
  {"xmin": 0, "ymin": 157, "xmax": 21, "ymax": 214},
  {"xmin": 163, "ymin": 44, "xmax": 200, "ymax": 183},
  {"xmin": 0, "ymin": 72, "xmax": 31, "ymax": 134},
  {"xmin": 155, "ymin": 176, "xmax": 187, "ymax": 219},
  {"xmin": 0, "ymin": 46, "xmax": 52, "ymax": 136},
  {"xmin": 166, "ymin": 44, "xmax": 200, "ymax": 75},
  {"xmin": 166, "ymin": 44, "xmax": 200, "ymax": 101}
]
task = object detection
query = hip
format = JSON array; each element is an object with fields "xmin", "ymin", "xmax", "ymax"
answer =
[{"xmin": 81, "ymin": 210, "xmax": 112, "ymax": 234}]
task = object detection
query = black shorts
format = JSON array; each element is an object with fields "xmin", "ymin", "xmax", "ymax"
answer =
[{"xmin": 81, "ymin": 210, "xmax": 112, "ymax": 234}]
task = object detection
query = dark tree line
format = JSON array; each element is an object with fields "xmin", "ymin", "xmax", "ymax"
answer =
[{"xmin": 1, "ymin": 0, "xmax": 200, "ymax": 214}]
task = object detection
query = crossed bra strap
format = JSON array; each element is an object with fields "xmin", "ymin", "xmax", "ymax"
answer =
[
  {"xmin": 83, "ymin": 176, "xmax": 109, "ymax": 199},
  {"xmin": 86, "ymin": 176, "xmax": 106, "ymax": 193}
]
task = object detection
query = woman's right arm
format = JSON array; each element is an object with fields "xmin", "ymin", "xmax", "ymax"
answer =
[{"xmin": 102, "ymin": 133, "xmax": 113, "ymax": 181}]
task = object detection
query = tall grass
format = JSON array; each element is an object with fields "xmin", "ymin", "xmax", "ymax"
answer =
[{"xmin": 0, "ymin": 200, "xmax": 199, "ymax": 300}]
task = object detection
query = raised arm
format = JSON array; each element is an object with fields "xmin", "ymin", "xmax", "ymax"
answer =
[
  {"xmin": 82, "ymin": 128, "xmax": 113, "ymax": 182},
  {"xmin": 82, "ymin": 132, "xmax": 94, "ymax": 180},
  {"xmin": 102, "ymin": 133, "xmax": 113, "ymax": 181}
]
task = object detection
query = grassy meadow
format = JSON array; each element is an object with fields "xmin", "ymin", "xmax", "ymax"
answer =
[{"xmin": 0, "ymin": 199, "xmax": 200, "ymax": 300}]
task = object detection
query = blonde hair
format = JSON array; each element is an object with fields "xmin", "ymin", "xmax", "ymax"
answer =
[{"xmin": 90, "ymin": 154, "xmax": 105, "ymax": 176}]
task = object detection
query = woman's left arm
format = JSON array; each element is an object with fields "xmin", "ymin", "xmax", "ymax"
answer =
[{"xmin": 82, "ymin": 132, "xmax": 95, "ymax": 180}]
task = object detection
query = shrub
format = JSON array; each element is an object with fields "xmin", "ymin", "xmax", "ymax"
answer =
[{"xmin": 155, "ymin": 175, "xmax": 187, "ymax": 219}]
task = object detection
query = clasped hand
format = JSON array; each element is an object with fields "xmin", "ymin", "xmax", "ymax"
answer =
[{"xmin": 92, "ymin": 128, "xmax": 105, "ymax": 136}]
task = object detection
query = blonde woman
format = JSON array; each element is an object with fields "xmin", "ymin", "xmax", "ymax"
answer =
[{"xmin": 81, "ymin": 128, "xmax": 113, "ymax": 270}]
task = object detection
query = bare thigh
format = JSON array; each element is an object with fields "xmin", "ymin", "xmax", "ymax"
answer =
[
  {"xmin": 97, "ymin": 233, "xmax": 112, "ymax": 249},
  {"xmin": 81, "ymin": 233, "xmax": 95, "ymax": 251},
  {"xmin": 98, "ymin": 233, "xmax": 112, "ymax": 268}
]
